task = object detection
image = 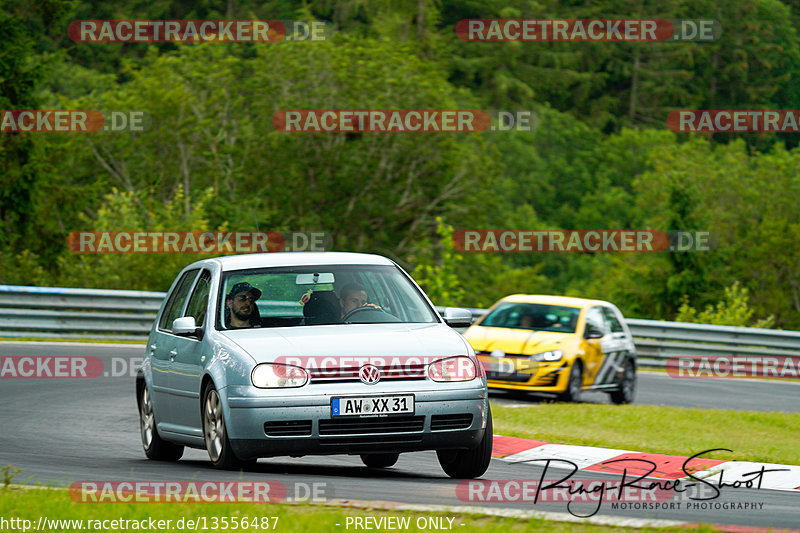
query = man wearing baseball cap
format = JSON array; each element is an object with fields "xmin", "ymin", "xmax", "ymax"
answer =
[{"xmin": 225, "ymin": 282, "xmax": 262, "ymax": 329}]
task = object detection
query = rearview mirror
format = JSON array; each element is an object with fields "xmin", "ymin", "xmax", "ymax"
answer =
[{"xmin": 296, "ymin": 272, "xmax": 335, "ymax": 285}]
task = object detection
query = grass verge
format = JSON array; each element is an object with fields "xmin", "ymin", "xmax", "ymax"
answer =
[
  {"xmin": 491, "ymin": 401, "xmax": 800, "ymax": 465},
  {"xmin": 0, "ymin": 486, "xmax": 717, "ymax": 532}
]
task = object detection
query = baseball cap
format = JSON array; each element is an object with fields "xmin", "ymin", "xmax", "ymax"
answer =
[{"xmin": 227, "ymin": 281, "xmax": 262, "ymax": 301}]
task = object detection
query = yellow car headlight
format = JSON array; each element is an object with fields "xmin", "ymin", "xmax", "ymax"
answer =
[{"xmin": 529, "ymin": 350, "xmax": 563, "ymax": 362}]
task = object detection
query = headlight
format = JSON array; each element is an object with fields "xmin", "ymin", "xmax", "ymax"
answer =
[
  {"xmin": 530, "ymin": 350, "xmax": 563, "ymax": 362},
  {"xmin": 428, "ymin": 356, "xmax": 476, "ymax": 382},
  {"xmin": 251, "ymin": 363, "xmax": 308, "ymax": 388}
]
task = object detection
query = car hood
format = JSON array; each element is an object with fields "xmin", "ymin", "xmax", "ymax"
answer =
[
  {"xmin": 463, "ymin": 325, "xmax": 574, "ymax": 355},
  {"xmin": 219, "ymin": 323, "xmax": 469, "ymax": 364}
]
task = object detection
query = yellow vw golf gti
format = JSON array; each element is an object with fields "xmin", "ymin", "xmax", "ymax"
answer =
[{"xmin": 463, "ymin": 295, "xmax": 636, "ymax": 403}]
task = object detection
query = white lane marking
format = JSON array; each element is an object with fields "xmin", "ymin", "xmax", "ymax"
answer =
[{"xmin": 501, "ymin": 443, "xmax": 633, "ymax": 469}]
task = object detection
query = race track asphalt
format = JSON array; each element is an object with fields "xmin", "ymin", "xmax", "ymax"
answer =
[{"xmin": 1, "ymin": 342, "xmax": 798, "ymax": 529}]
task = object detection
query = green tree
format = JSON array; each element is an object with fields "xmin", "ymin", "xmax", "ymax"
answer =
[{"xmin": 676, "ymin": 282, "xmax": 776, "ymax": 328}]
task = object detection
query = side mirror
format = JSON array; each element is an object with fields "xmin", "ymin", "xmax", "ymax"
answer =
[
  {"xmin": 441, "ymin": 307, "xmax": 474, "ymax": 328},
  {"xmin": 585, "ymin": 327, "xmax": 605, "ymax": 339},
  {"xmin": 173, "ymin": 316, "xmax": 202, "ymax": 338}
]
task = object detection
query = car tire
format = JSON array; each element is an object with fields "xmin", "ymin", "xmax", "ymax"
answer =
[
  {"xmin": 360, "ymin": 453, "xmax": 400, "ymax": 468},
  {"xmin": 609, "ymin": 358, "xmax": 636, "ymax": 405},
  {"xmin": 202, "ymin": 382, "xmax": 255, "ymax": 470},
  {"xmin": 437, "ymin": 405, "xmax": 493, "ymax": 479},
  {"xmin": 558, "ymin": 360, "xmax": 583, "ymax": 403},
  {"xmin": 139, "ymin": 383, "xmax": 184, "ymax": 461}
]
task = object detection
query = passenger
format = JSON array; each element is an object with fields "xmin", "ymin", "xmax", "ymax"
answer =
[{"xmin": 225, "ymin": 282, "xmax": 262, "ymax": 328}]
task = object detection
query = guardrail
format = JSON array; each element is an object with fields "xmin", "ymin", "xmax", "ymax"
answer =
[
  {"xmin": 2, "ymin": 285, "xmax": 799, "ymax": 368},
  {"xmin": 0, "ymin": 285, "xmax": 164, "ymax": 341}
]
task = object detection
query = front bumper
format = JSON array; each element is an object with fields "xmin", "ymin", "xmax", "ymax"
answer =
[
  {"xmin": 480, "ymin": 357, "xmax": 571, "ymax": 391},
  {"xmin": 223, "ymin": 384, "xmax": 488, "ymax": 460}
]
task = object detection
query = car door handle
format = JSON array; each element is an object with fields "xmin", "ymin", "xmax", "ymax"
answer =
[
  {"xmin": 148, "ymin": 344, "xmax": 157, "ymax": 354},
  {"xmin": 169, "ymin": 349, "xmax": 178, "ymax": 359}
]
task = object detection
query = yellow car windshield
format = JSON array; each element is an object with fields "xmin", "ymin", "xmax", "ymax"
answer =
[{"xmin": 481, "ymin": 302, "xmax": 580, "ymax": 333}]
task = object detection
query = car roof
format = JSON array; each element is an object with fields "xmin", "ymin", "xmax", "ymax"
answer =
[
  {"xmin": 195, "ymin": 252, "xmax": 396, "ymax": 272},
  {"xmin": 498, "ymin": 294, "xmax": 613, "ymax": 309}
]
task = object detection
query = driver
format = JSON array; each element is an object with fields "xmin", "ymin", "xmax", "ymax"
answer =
[
  {"xmin": 225, "ymin": 282, "xmax": 262, "ymax": 328},
  {"xmin": 339, "ymin": 282, "xmax": 380, "ymax": 320}
]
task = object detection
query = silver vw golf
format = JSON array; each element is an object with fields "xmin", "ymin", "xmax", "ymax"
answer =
[{"xmin": 136, "ymin": 252, "xmax": 492, "ymax": 478}]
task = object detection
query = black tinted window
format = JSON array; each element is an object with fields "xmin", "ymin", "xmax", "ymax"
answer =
[{"xmin": 159, "ymin": 269, "xmax": 199, "ymax": 331}]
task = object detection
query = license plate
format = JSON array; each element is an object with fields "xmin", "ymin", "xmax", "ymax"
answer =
[{"xmin": 331, "ymin": 395, "xmax": 414, "ymax": 417}]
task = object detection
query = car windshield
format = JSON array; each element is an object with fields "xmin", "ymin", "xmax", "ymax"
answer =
[
  {"xmin": 216, "ymin": 264, "xmax": 438, "ymax": 329},
  {"xmin": 480, "ymin": 302, "xmax": 581, "ymax": 333}
]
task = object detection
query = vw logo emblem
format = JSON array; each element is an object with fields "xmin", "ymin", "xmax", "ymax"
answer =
[{"xmin": 359, "ymin": 364, "xmax": 381, "ymax": 385}]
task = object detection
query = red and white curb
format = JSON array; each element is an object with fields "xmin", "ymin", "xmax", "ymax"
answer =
[{"xmin": 492, "ymin": 435, "xmax": 800, "ymax": 492}]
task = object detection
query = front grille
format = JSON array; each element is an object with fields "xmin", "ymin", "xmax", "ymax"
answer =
[
  {"xmin": 264, "ymin": 420, "xmax": 312, "ymax": 437},
  {"xmin": 537, "ymin": 371, "xmax": 561, "ymax": 386},
  {"xmin": 318, "ymin": 415, "xmax": 424, "ymax": 436},
  {"xmin": 309, "ymin": 363, "xmax": 427, "ymax": 384},
  {"xmin": 431, "ymin": 414, "xmax": 473, "ymax": 431},
  {"xmin": 486, "ymin": 371, "xmax": 533, "ymax": 382}
]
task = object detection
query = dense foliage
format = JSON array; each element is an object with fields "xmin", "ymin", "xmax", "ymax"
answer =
[{"xmin": 1, "ymin": 0, "xmax": 797, "ymax": 327}]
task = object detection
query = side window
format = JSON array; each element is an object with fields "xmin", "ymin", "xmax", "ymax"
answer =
[
  {"xmin": 584, "ymin": 307, "xmax": 608, "ymax": 335},
  {"xmin": 602, "ymin": 307, "xmax": 624, "ymax": 333},
  {"xmin": 159, "ymin": 269, "xmax": 199, "ymax": 331},
  {"xmin": 185, "ymin": 270, "xmax": 212, "ymax": 327}
]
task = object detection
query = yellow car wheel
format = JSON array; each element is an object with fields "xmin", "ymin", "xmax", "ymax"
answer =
[{"xmin": 558, "ymin": 361, "xmax": 582, "ymax": 402}]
